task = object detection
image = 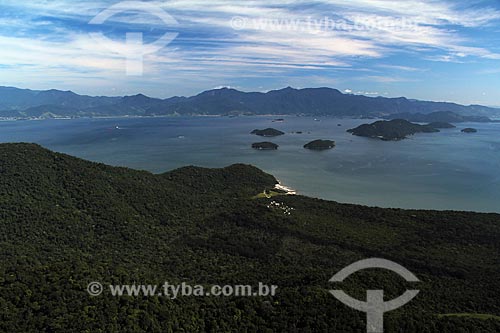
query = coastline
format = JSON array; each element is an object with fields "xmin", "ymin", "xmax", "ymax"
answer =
[{"xmin": 275, "ymin": 181, "xmax": 297, "ymax": 195}]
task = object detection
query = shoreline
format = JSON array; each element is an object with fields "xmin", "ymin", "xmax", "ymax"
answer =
[{"xmin": 275, "ymin": 181, "xmax": 297, "ymax": 195}]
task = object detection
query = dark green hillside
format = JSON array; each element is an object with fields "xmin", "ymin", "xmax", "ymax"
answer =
[
  {"xmin": 304, "ymin": 140, "xmax": 336, "ymax": 150},
  {"xmin": 0, "ymin": 144, "xmax": 499, "ymax": 332},
  {"xmin": 252, "ymin": 142, "xmax": 279, "ymax": 150},
  {"xmin": 348, "ymin": 119, "xmax": 440, "ymax": 141},
  {"xmin": 251, "ymin": 128, "xmax": 285, "ymax": 137}
]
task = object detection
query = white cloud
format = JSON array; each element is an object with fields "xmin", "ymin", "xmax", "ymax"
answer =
[
  {"xmin": 356, "ymin": 91, "xmax": 380, "ymax": 96},
  {"xmin": 377, "ymin": 64, "xmax": 426, "ymax": 72},
  {"xmin": 363, "ymin": 76, "xmax": 418, "ymax": 83},
  {"xmin": 1, "ymin": 0, "xmax": 500, "ymax": 96}
]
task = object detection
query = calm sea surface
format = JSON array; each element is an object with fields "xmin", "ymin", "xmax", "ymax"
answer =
[{"xmin": 1, "ymin": 116, "xmax": 499, "ymax": 213}]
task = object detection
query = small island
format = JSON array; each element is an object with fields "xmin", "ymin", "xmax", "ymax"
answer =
[
  {"xmin": 252, "ymin": 142, "xmax": 279, "ymax": 150},
  {"xmin": 304, "ymin": 140, "xmax": 336, "ymax": 150},
  {"xmin": 461, "ymin": 128, "xmax": 478, "ymax": 133},
  {"xmin": 347, "ymin": 119, "xmax": 439, "ymax": 141},
  {"xmin": 427, "ymin": 122, "xmax": 456, "ymax": 129},
  {"xmin": 251, "ymin": 128, "xmax": 285, "ymax": 137}
]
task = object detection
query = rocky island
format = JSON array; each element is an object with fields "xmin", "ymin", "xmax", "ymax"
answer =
[
  {"xmin": 252, "ymin": 142, "xmax": 279, "ymax": 150},
  {"xmin": 251, "ymin": 128, "xmax": 285, "ymax": 137},
  {"xmin": 347, "ymin": 119, "xmax": 440, "ymax": 141},
  {"xmin": 462, "ymin": 128, "xmax": 478, "ymax": 133},
  {"xmin": 304, "ymin": 140, "xmax": 336, "ymax": 150}
]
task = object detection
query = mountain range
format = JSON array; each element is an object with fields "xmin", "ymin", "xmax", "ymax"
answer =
[
  {"xmin": 383, "ymin": 111, "xmax": 494, "ymax": 123},
  {"xmin": 1, "ymin": 86, "xmax": 499, "ymax": 119}
]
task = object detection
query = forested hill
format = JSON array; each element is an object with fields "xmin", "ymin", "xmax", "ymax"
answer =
[{"xmin": 0, "ymin": 143, "xmax": 499, "ymax": 332}]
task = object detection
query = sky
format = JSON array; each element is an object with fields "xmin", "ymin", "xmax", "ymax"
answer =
[{"xmin": 1, "ymin": 0, "xmax": 500, "ymax": 105}]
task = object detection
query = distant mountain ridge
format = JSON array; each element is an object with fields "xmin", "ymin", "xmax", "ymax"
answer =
[
  {"xmin": 0, "ymin": 87, "xmax": 118, "ymax": 111},
  {"xmin": 1, "ymin": 86, "xmax": 498, "ymax": 119},
  {"xmin": 384, "ymin": 111, "xmax": 493, "ymax": 123}
]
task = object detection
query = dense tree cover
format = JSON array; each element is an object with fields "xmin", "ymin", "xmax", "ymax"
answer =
[
  {"xmin": 303, "ymin": 140, "xmax": 336, "ymax": 150},
  {"xmin": 347, "ymin": 119, "xmax": 439, "ymax": 141},
  {"xmin": 0, "ymin": 143, "xmax": 499, "ymax": 332},
  {"xmin": 252, "ymin": 142, "xmax": 279, "ymax": 150},
  {"xmin": 250, "ymin": 128, "xmax": 285, "ymax": 137}
]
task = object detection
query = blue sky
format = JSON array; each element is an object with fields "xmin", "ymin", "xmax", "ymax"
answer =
[{"xmin": 1, "ymin": 0, "xmax": 500, "ymax": 105}]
